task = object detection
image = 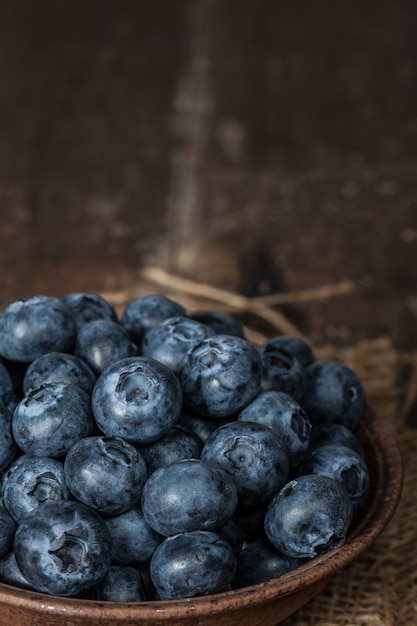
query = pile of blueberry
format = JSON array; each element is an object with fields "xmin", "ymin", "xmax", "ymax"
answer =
[{"xmin": 0, "ymin": 292, "xmax": 369, "ymax": 601}]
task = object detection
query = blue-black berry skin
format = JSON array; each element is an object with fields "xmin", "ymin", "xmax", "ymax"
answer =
[
  {"xmin": 13, "ymin": 500, "xmax": 113, "ymax": 597},
  {"xmin": 189, "ymin": 310, "xmax": 245, "ymax": 338},
  {"xmin": 23, "ymin": 352, "xmax": 97, "ymax": 396},
  {"xmin": 141, "ymin": 458, "xmax": 238, "ymax": 537},
  {"xmin": 2, "ymin": 454, "xmax": 71, "ymax": 523},
  {"xmin": 0, "ymin": 552, "xmax": 34, "ymax": 590},
  {"xmin": 91, "ymin": 356, "xmax": 183, "ymax": 446},
  {"xmin": 0, "ymin": 362, "xmax": 14, "ymax": 409},
  {"xmin": 179, "ymin": 335, "xmax": 263, "ymax": 418},
  {"xmin": 201, "ymin": 420, "xmax": 290, "ymax": 507},
  {"xmin": 307, "ymin": 422, "xmax": 365, "ymax": 457},
  {"xmin": 141, "ymin": 316, "xmax": 215, "ymax": 375},
  {"xmin": 0, "ymin": 296, "xmax": 76, "ymax": 363},
  {"xmin": 138, "ymin": 425, "xmax": 203, "ymax": 475},
  {"xmin": 89, "ymin": 565, "xmax": 148, "ymax": 602},
  {"xmin": 64, "ymin": 436, "xmax": 147, "ymax": 516},
  {"xmin": 150, "ymin": 530, "xmax": 237, "ymax": 600},
  {"xmin": 215, "ymin": 517, "xmax": 244, "ymax": 555},
  {"xmin": 258, "ymin": 343, "xmax": 305, "ymax": 401},
  {"xmin": 297, "ymin": 443, "xmax": 370, "ymax": 515},
  {"xmin": 177, "ymin": 410, "xmax": 224, "ymax": 444},
  {"xmin": 61, "ymin": 292, "xmax": 118, "ymax": 332},
  {"xmin": 235, "ymin": 503, "xmax": 267, "ymax": 540},
  {"xmin": 0, "ymin": 403, "xmax": 18, "ymax": 472},
  {"xmin": 264, "ymin": 474, "xmax": 353, "ymax": 559},
  {"xmin": 262, "ymin": 335, "xmax": 315, "ymax": 369},
  {"xmin": 232, "ymin": 538, "xmax": 306, "ymax": 588},
  {"xmin": 301, "ymin": 360, "xmax": 366, "ymax": 430},
  {"xmin": 0, "ymin": 357, "xmax": 26, "ymax": 401},
  {"xmin": 0, "ymin": 505, "xmax": 16, "ymax": 559},
  {"xmin": 12, "ymin": 382, "xmax": 94, "ymax": 458},
  {"xmin": 105, "ymin": 504, "xmax": 162, "ymax": 566},
  {"xmin": 74, "ymin": 319, "xmax": 137, "ymax": 376},
  {"xmin": 121, "ymin": 294, "xmax": 186, "ymax": 345},
  {"xmin": 237, "ymin": 390, "xmax": 312, "ymax": 468}
]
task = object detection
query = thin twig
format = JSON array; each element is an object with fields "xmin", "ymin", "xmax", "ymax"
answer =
[
  {"xmin": 142, "ymin": 266, "xmax": 251, "ymax": 309},
  {"xmin": 250, "ymin": 279, "xmax": 356, "ymax": 307},
  {"xmin": 142, "ymin": 266, "xmax": 356, "ymax": 310}
]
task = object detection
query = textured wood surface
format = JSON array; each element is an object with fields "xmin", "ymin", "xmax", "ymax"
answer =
[{"xmin": 0, "ymin": 0, "xmax": 416, "ymax": 348}]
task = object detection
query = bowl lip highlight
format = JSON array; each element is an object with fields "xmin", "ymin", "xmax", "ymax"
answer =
[{"xmin": 0, "ymin": 404, "xmax": 403, "ymax": 622}]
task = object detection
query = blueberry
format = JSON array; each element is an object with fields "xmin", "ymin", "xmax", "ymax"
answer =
[
  {"xmin": 177, "ymin": 410, "xmax": 225, "ymax": 444},
  {"xmin": 0, "ymin": 551, "xmax": 34, "ymax": 590},
  {"xmin": 264, "ymin": 474, "xmax": 353, "ymax": 559},
  {"xmin": 64, "ymin": 436, "xmax": 147, "ymax": 516},
  {"xmin": 0, "ymin": 505, "xmax": 16, "ymax": 559},
  {"xmin": 235, "ymin": 504, "xmax": 267, "ymax": 540},
  {"xmin": 0, "ymin": 356, "xmax": 27, "ymax": 399},
  {"xmin": 201, "ymin": 420, "xmax": 289, "ymax": 507},
  {"xmin": 150, "ymin": 530, "xmax": 236, "ymax": 599},
  {"xmin": 121, "ymin": 294, "xmax": 186, "ymax": 345},
  {"xmin": 74, "ymin": 319, "xmax": 137, "ymax": 376},
  {"xmin": 141, "ymin": 459, "xmax": 238, "ymax": 536},
  {"xmin": 89, "ymin": 565, "xmax": 148, "ymax": 602},
  {"xmin": 301, "ymin": 360, "xmax": 366, "ymax": 430},
  {"xmin": 0, "ymin": 361, "xmax": 14, "ymax": 408},
  {"xmin": 138, "ymin": 425, "xmax": 203, "ymax": 474},
  {"xmin": 215, "ymin": 517, "xmax": 244, "ymax": 555},
  {"xmin": 262, "ymin": 335, "xmax": 315, "ymax": 369},
  {"xmin": 62, "ymin": 292, "xmax": 118, "ymax": 331},
  {"xmin": 297, "ymin": 443, "xmax": 370, "ymax": 515},
  {"xmin": 179, "ymin": 335, "xmax": 263, "ymax": 418},
  {"xmin": 0, "ymin": 402, "xmax": 18, "ymax": 472},
  {"xmin": 258, "ymin": 343, "xmax": 305, "ymax": 401},
  {"xmin": 12, "ymin": 382, "xmax": 94, "ymax": 458},
  {"xmin": 2, "ymin": 455, "xmax": 71, "ymax": 523},
  {"xmin": 0, "ymin": 296, "xmax": 76, "ymax": 363},
  {"xmin": 232, "ymin": 538, "xmax": 305, "ymax": 588},
  {"xmin": 23, "ymin": 352, "xmax": 97, "ymax": 396},
  {"xmin": 307, "ymin": 422, "xmax": 365, "ymax": 457},
  {"xmin": 189, "ymin": 310, "xmax": 245, "ymax": 338},
  {"xmin": 105, "ymin": 504, "xmax": 162, "ymax": 565},
  {"xmin": 13, "ymin": 500, "xmax": 112, "ymax": 597},
  {"xmin": 141, "ymin": 316, "xmax": 215, "ymax": 375},
  {"xmin": 237, "ymin": 390, "xmax": 312, "ymax": 467},
  {"xmin": 91, "ymin": 356, "xmax": 183, "ymax": 446}
]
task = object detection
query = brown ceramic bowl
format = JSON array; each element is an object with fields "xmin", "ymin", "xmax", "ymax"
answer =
[{"xmin": 0, "ymin": 405, "xmax": 402, "ymax": 626}]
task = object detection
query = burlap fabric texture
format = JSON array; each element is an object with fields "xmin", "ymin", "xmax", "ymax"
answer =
[{"xmin": 103, "ymin": 274, "xmax": 416, "ymax": 626}]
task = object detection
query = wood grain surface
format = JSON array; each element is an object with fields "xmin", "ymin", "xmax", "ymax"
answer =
[{"xmin": 0, "ymin": 0, "xmax": 416, "ymax": 348}]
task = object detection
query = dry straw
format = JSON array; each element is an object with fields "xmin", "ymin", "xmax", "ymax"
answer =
[{"xmin": 103, "ymin": 268, "xmax": 417, "ymax": 626}]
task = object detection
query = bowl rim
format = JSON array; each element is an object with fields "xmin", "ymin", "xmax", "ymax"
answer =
[{"xmin": 0, "ymin": 404, "xmax": 403, "ymax": 621}]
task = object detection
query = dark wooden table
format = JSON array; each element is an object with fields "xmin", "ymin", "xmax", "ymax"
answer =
[{"xmin": 1, "ymin": 0, "xmax": 416, "ymax": 349}]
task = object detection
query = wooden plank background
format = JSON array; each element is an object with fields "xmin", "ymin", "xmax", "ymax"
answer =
[{"xmin": 0, "ymin": 0, "xmax": 416, "ymax": 349}]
